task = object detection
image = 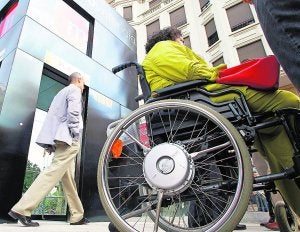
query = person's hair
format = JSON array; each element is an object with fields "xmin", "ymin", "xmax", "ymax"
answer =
[
  {"xmin": 69, "ymin": 72, "xmax": 82, "ymax": 84},
  {"xmin": 145, "ymin": 27, "xmax": 182, "ymax": 53}
]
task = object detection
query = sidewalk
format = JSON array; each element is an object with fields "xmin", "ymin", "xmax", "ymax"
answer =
[
  {"xmin": 0, "ymin": 211, "xmax": 273, "ymax": 232},
  {"xmin": 0, "ymin": 221, "xmax": 273, "ymax": 232}
]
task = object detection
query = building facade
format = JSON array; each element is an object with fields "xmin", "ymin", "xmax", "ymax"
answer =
[
  {"xmin": 0, "ymin": 0, "xmax": 138, "ymax": 222},
  {"xmin": 108, "ymin": 0, "xmax": 299, "ymax": 94}
]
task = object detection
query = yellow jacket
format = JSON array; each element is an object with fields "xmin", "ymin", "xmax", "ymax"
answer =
[{"xmin": 142, "ymin": 40, "xmax": 227, "ymax": 92}]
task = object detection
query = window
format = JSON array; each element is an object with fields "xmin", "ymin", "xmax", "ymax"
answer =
[
  {"xmin": 149, "ymin": 0, "xmax": 161, "ymax": 8},
  {"xmin": 199, "ymin": 0, "xmax": 210, "ymax": 12},
  {"xmin": 0, "ymin": 0, "xmax": 18, "ymax": 37},
  {"xmin": 226, "ymin": 2, "xmax": 255, "ymax": 32},
  {"xmin": 123, "ymin": 6, "xmax": 132, "ymax": 21},
  {"xmin": 205, "ymin": 19, "xmax": 219, "ymax": 46},
  {"xmin": 212, "ymin": 56, "xmax": 224, "ymax": 66},
  {"xmin": 237, "ymin": 40, "xmax": 266, "ymax": 62},
  {"xmin": 27, "ymin": 0, "xmax": 94, "ymax": 56},
  {"xmin": 184, "ymin": 36, "xmax": 191, "ymax": 48},
  {"xmin": 170, "ymin": 6, "xmax": 187, "ymax": 28},
  {"xmin": 146, "ymin": 19, "xmax": 160, "ymax": 39}
]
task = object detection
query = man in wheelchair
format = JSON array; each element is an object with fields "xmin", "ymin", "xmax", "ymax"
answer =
[{"xmin": 142, "ymin": 26, "xmax": 300, "ymax": 222}]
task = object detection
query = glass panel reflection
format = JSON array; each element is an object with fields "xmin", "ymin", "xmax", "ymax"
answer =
[
  {"xmin": 23, "ymin": 74, "xmax": 67, "ymax": 217},
  {"xmin": 0, "ymin": 1, "xmax": 18, "ymax": 38},
  {"xmin": 37, "ymin": 74, "xmax": 65, "ymax": 111},
  {"xmin": 27, "ymin": 0, "xmax": 90, "ymax": 53}
]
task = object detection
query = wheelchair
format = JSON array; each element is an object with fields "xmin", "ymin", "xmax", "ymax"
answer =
[{"xmin": 97, "ymin": 62, "xmax": 300, "ymax": 232}]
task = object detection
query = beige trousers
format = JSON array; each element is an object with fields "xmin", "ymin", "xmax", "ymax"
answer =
[{"xmin": 12, "ymin": 141, "xmax": 84, "ymax": 223}]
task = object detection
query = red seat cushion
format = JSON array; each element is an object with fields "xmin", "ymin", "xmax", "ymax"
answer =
[{"xmin": 216, "ymin": 55, "xmax": 280, "ymax": 90}]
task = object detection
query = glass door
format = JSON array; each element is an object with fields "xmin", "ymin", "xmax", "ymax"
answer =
[{"xmin": 23, "ymin": 71, "xmax": 67, "ymax": 219}]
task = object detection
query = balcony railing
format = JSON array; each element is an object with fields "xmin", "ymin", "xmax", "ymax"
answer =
[
  {"xmin": 139, "ymin": 0, "xmax": 176, "ymax": 18},
  {"xmin": 149, "ymin": 0, "xmax": 162, "ymax": 8},
  {"xmin": 207, "ymin": 32, "xmax": 219, "ymax": 46},
  {"xmin": 231, "ymin": 18, "xmax": 255, "ymax": 32},
  {"xmin": 141, "ymin": 4, "xmax": 161, "ymax": 17}
]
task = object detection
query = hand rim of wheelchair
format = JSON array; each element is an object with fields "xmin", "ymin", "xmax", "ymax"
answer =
[{"xmin": 97, "ymin": 99, "xmax": 253, "ymax": 232}]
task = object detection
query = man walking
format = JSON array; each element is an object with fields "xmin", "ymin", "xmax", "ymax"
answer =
[{"xmin": 8, "ymin": 72, "xmax": 88, "ymax": 226}]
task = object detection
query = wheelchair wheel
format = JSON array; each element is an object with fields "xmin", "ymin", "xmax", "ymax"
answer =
[
  {"xmin": 97, "ymin": 99, "xmax": 253, "ymax": 232},
  {"xmin": 275, "ymin": 201, "xmax": 299, "ymax": 232}
]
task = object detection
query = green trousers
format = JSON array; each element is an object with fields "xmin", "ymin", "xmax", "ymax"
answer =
[{"xmin": 212, "ymin": 86, "xmax": 300, "ymax": 216}]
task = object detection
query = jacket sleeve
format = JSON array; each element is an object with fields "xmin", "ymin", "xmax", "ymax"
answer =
[
  {"xmin": 147, "ymin": 42, "xmax": 226, "ymax": 82},
  {"xmin": 67, "ymin": 87, "xmax": 81, "ymax": 140}
]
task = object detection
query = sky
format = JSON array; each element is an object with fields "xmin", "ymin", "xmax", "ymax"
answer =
[{"xmin": 27, "ymin": 109, "xmax": 54, "ymax": 170}]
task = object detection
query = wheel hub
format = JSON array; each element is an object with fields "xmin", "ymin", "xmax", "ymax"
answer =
[
  {"xmin": 143, "ymin": 143, "xmax": 194, "ymax": 195},
  {"xmin": 157, "ymin": 156, "xmax": 175, "ymax": 174}
]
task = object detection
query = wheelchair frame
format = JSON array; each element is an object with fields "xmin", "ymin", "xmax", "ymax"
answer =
[
  {"xmin": 98, "ymin": 62, "xmax": 300, "ymax": 232},
  {"xmin": 112, "ymin": 62, "xmax": 300, "ymax": 185}
]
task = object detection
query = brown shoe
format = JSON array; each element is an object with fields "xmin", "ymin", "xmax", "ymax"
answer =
[
  {"xmin": 264, "ymin": 222, "xmax": 279, "ymax": 231},
  {"xmin": 70, "ymin": 217, "xmax": 89, "ymax": 225},
  {"xmin": 8, "ymin": 210, "xmax": 39, "ymax": 227}
]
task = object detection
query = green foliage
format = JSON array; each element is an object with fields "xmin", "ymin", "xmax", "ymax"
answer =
[
  {"xmin": 23, "ymin": 161, "xmax": 41, "ymax": 192},
  {"xmin": 23, "ymin": 161, "xmax": 67, "ymax": 215},
  {"xmin": 33, "ymin": 182, "xmax": 67, "ymax": 215}
]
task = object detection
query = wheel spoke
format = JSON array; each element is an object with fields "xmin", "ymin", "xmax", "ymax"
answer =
[
  {"xmin": 190, "ymin": 141, "xmax": 231, "ymax": 160},
  {"xmin": 122, "ymin": 129, "xmax": 150, "ymax": 152},
  {"xmin": 153, "ymin": 190, "xmax": 164, "ymax": 232},
  {"xmin": 98, "ymin": 100, "xmax": 252, "ymax": 232}
]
